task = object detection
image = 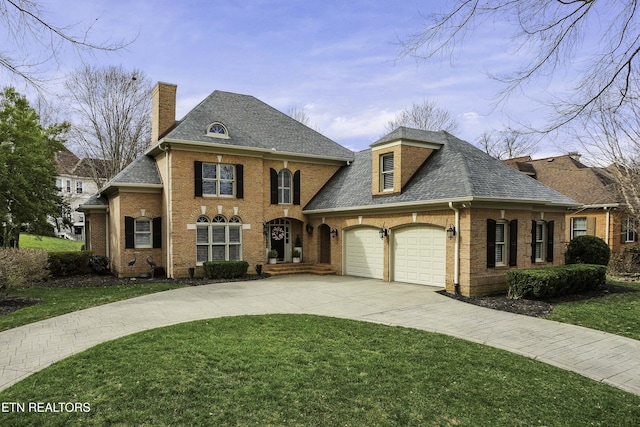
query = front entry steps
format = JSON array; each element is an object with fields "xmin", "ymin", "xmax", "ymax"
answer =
[{"xmin": 263, "ymin": 263, "xmax": 336, "ymax": 276}]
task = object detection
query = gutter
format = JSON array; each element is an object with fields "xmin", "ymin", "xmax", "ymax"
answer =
[{"xmin": 449, "ymin": 202, "xmax": 460, "ymax": 295}]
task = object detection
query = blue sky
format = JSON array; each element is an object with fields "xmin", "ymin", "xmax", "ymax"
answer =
[{"xmin": 7, "ymin": 0, "xmax": 579, "ymax": 156}]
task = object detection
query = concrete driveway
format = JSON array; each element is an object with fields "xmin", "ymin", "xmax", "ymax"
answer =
[{"xmin": 1, "ymin": 275, "xmax": 639, "ymax": 395}]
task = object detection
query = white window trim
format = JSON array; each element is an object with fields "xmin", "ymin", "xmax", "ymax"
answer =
[
  {"xmin": 495, "ymin": 221, "xmax": 507, "ymax": 267},
  {"xmin": 571, "ymin": 217, "xmax": 587, "ymax": 239},
  {"xmin": 135, "ymin": 218, "xmax": 152, "ymax": 249},
  {"xmin": 202, "ymin": 163, "xmax": 236, "ymax": 198},
  {"xmin": 535, "ymin": 221, "xmax": 546, "ymax": 262},
  {"xmin": 624, "ymin": 217, "xmax": 637, "ymax": 243},
  {"xmin": 196, "ymin": 215, "xmax": 242, "ymax": 265},
  {"xmin": 206, "ymin": 122, "xmax": 230, "ymax": 139},
  {"xmin": 380, "ymin": 153, "xmax": 394, "ymax": 192},
  {"xmin": 278, "ymin": 169, "xmax": 292, "ymax": 204}
]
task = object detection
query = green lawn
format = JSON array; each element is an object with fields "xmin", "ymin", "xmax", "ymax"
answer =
[
  {"xmin": 0, "ymin": 283, "xmax": 186, "ymax": 332},
  {"xmin": 19, "ymin": 234, "xmax": 84, "ymax": 252},
  {"xmin": 0, "ymin": 315, "xmax": 638, "ymax": 426},
  {"xmin": 546, "ymin": 279, "xmax": 640, "ymax": 341}
]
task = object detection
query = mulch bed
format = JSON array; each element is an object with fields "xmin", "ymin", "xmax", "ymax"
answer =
[{"xmin": 2, "ymin": 274, "xmax": 637, "ymax": 318}]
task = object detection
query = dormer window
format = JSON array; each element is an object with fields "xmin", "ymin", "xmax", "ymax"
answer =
[
  {"xmin": 380, "ymin": 153, "xmax": 394, "ymax": 191},
  {"xmin": 206, "ymin": 122, "xmax": 229, "ymax": 139}
]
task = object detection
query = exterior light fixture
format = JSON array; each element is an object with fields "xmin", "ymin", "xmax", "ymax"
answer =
[
  {"xmin": 305, "ymin": 223, "xmax": 314, "ymax": 235},
  {"xmin": 379, "ymin": 225, "xmax": 388, "ymax": 239},
  {"xmin": 262, "ymin": 222, "xmax": 269, "ymax": 236},
  {"xmin": 446, "ymin": 224, "xmax": 456, "ymax": 240},
  {"xmin": 330, "ymin": 228, "xmax": 338, "ymax": 239}
]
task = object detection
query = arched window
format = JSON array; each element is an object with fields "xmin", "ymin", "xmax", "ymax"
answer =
[
  {"xmin": 206, "ymin": 122, "xmax": 229, "ymax": 138},
  {"xmin": 195, "ymin": 215, "xmax": 243, "ymax": 264},
  {"xmin": 278, "ymin": 169, "xmax": 292, "ymax": 204}
]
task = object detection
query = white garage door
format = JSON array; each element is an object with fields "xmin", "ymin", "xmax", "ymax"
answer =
[
  {"xmin": 344, "ymin": 228, "xmax": 384, "ymax": 279},
  {"xmin": 393, "ymin": 226, "xmax": 446, "ymax": 287}
]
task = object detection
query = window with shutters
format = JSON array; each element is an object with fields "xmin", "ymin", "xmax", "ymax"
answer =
[
  {"xmin": 201, "ymin": 163, "xmax": 235, "ymax": 197},
  {"xmin": 571, "ymin": 217, "xmax": 587, "ymax": 239},
  {"xmin": 495, "ymin": 221, "xmax": 507, "ymax": 266},
  {"xmin": 195, "ymin": 215, "xmax": 242, "ymax": 264},
  {"xmin": 380, "ymin": 153, "xmax": 394, "ymax": 191},
  {"xmin": 534, "ymin": 221, "xmax": 545, "ymax": 262},
  {"xmin": 278, "ymin": 169, "xmax": 292, "ymax": 204}
]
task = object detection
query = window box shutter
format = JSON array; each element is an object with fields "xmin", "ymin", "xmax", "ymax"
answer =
[
  {"xmin": 194, "ymin": 161, "xmax": 203, "ymax": 197},
  {"xmin": 586, "ymin": 217, "xmax": 596, "ymax": 235},
  {"xmin": 236, "ymin": 164, "xmax": 244, "ymax": 199},
  {"xmin": 546, "ymin": 220, "xmax": 554, "ymax": 262},
  {"xmin": 293, "ymin": 170, "xmax": 301, "ymax": 205},
  {"xmin": 487, "ymin": 219, "xmax": 496, "ymax": 268},
  {"xmin": 153, "ymin": 217, "xmax": 162, "ymax": 249},
  {"xmin": 125, "ymin": 216, "xmax": 135, "ymax": 249},
  {"xmin": 509, "ymin": 219, "xmax": 518, "ymax": 266},
  {"xmin": 270, "ymin": 168, "xmax": 278, "ymax": 204}
]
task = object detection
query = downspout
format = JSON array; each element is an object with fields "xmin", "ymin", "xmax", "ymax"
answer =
[
  {"xmin": 605, "ymin": 207, "xmax": 610, "ymax": 247},
  {"xmin": 449, "ymin": 202, "xmax": 460, "ymax": 295}
]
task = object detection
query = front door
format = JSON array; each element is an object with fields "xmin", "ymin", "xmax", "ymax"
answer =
[{"xmin": 269, "ymin": 219, "xmax": 290, "ymax": 262}]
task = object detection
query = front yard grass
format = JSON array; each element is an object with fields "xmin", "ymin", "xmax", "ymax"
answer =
[
  {"xmin": 0, "ymin": 282, "xmax": 186, "ymax": 332},
  {"xmin": 1, "ymin": 315, "xmax": 639, "ymax": 426},
  {"xmin": 546, "ymin": 279, "xmax": 640, "ymax": 340},
  {"xmin": 19, "ymin": 233, "xmax": 84, "ymax": 252}
]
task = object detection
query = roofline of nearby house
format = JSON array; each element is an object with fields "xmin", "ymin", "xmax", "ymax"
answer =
[
  {"xmin": 303, "ymin": 196, "xmax": 580, "ymax": 215},
  {"xmin": 569, "ymin": 203, "xmax": 624, "ymax": 211},
  {"xmin": 148, "ymin": 138, "xmax": 354, "ymax": 164}
]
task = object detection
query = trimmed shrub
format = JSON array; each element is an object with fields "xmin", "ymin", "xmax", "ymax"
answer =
[
  {"xmin": 88, "ymin": 255, "xmax": 110, "ymax": 275},
  {"xmin": 565, "ymin": 235, "xmax": 610, "ymax": 266},
  {"xmin": 203, "ymin": 261, "xmax": 249, "ymax": 280},
  {"xmin": 0, "ymin": 248, "xmax": 49, "ymax": 300},
  {"xmin": 48, "ymin": 251, "xmax": 93, "ymax": 277},
  {"xmin": 507, "ymin": 264, "xmax": 607, "ymax": 299}
]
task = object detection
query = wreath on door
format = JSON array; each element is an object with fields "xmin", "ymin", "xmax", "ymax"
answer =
[{"xmin": 271, "ymin": 226, "xmax": 285, "ymax": 241}]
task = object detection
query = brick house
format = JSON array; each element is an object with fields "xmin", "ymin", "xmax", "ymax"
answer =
[
  {"xmin": 504, "ymin": 154, "xmax": 635, "ymax": 252},
  {"xmin": 81, "ymin": 83, "xmax": 578, "ymax": 296}
]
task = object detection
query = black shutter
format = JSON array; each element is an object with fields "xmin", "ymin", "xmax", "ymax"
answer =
[
  {"xmin": 125, "ymin": 216, "xmax": 135, "ymax": 249},
  {"xmin": 546, "ymin": 220, "xmax": 554, "ymax": 262},
  {"xmin": 487, "ymin": 219, "xmax": 496, "ymax": 268},
  {"xmin": 153, "ymin": 217, "xmax": 162, "ymax": 249},
  {"xmin": 531, "ymin": 220, "xmax": 537, "ymax": 264},
  {"xmin": 236, "ymin": 164, "xmax": 244, "ymax": 199},
  {"xmin": 293, "ymin": 170, "xmax": 301, "ymax": 205},
  {"xmin": 194, "ymin": 161, "xmax": 203, "ymax": 197},
  {"xmin": 509, "ymin": 219, "xmax": 518, "ymax": 267},
  {"xmin": 270, "ymin": 168, "xmax": 278, "ymax": 204}
]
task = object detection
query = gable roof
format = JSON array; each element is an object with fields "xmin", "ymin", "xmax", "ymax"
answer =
[
  {"xmin": 504, "ymin": 155, "xmax": 620, "ymax": 206},
  {"xmin": 304, "ymin": 129, "xmax": 578, "ymax": 212},
  {"xmin": 162, "ymin": 90, "xmax": 354, "ymax": 161},
  {"xmin": 97, "ymin": 155, "xmax": 163, "ymax": 196}
]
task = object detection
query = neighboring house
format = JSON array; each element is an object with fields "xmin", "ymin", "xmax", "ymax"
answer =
[
  {"xmin": 504, "ymin": 154, "xmax": 635, "ymax": 252},
  {"xmin": 54, "ymin": 149, "xmax": 107, "ymax": 241},
  {"xmin": 80, "ymin": 83, "xmax": 578, "ymax": 296}
]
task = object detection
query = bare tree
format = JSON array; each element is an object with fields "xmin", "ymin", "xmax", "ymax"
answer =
[
  {"xmin": 64, "ymin": 65, "xmax": 152, "ymax": 184},
  {"xmin": 0, "ymin": 0, "xmax": 130, "ymax": 88},
  {"xmin": 386, "ymin": 99, "xmax": 459, "ymax": 133},
  {"xmin": 476, "ymin": 126, "xmax": 538, "ymax": 160},
  {"xmin": 399, "ymin": 1, "xmax": 640, "ymax": 132},
  {"xmin": 287, "ymin": 105, "xmax": 312, "ymax": 126}
]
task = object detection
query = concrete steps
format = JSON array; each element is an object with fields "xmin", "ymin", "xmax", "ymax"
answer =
[{"xmin": 262, "ymin": 263, "xmax": 336, "ymax": 276}]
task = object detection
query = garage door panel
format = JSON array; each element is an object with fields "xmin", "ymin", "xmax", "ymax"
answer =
[
  {"xmin": 393, "ymin": 226, "xmax": 445, "ymax": 287},
  {"xmin": 345, "ymin": 228, "xmax": 383, "ymax": 279}
]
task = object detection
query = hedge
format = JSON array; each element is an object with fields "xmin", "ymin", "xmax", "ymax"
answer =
[
  {"xmin": 48, "ymin": 251, "xmax": 93, "ymax": 277},
  {"xmin": 506, "ymin": 264, "xmax": 607, "ymax": 299},
  {"xmin": 203, "ymin": 261, "xmax": 249, "ymax": 280}
]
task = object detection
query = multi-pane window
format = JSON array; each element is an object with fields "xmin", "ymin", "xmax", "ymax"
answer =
[
  {"xmin": 380, "ymin": 153, "xmax": 394, "ymax": 191},
  {"xmin": 202, "ymin": 163, "xmax": 235, "ymax": 197},
  {"xmin": 55, "ymin": 178, "xmax": 62, "ymax": 191},
  {"xmin": 571, "ymin": 217, "xmax": 587, "ymax": 239},
  {"xmin": 135, "ymin": 218, "xmax": 152, "ymax": 248},
  {"xmin": 278, "ymin": 169, "xmax": 292, "ymax": 204},
  {"xmin": 495, "ymin": 221, "xmax": 507, "ymax": 266},
  {"xmin": 623, "ymin": 217, "xmax": 637, "ymax": 243},
  {"xmin": 76, "ymin": 181, "xmax": 83, "ymax": 194},
  {"xmin": 196, "ymin": 215, "xmax": 242, "ymax": 264},
  {"xmin": 66, "ymin": 180, "xmax": 71, "ymax": 193},
  {"xmin": 534, "ymin": 221, "xmax": 545, "ymax": 262}
]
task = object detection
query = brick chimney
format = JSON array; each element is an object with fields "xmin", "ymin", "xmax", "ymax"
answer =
[{"xmin": 151, "ymin": 82, "xmax": 177, "ymax": 144}]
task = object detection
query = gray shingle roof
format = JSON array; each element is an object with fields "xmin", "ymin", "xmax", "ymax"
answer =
[
  {"xmin": 109, "ymin": 155, "xmax": 162, "ymax": 186},
  {"xmin": 164, "ymin": 90, "xmax": 354, "ymax": 160},
  {"xmin": 304, "ymin": 129, "xmax": 578, "ymax": 211}
]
